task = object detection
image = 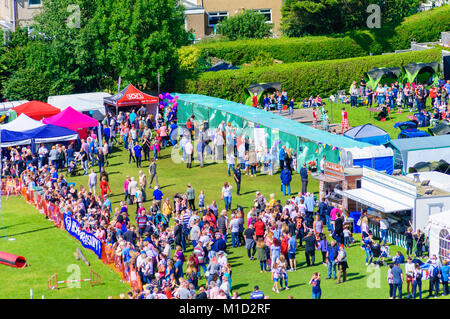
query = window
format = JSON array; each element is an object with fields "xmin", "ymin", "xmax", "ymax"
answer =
[
  {"xmin": 439, "ymin": 229, "xmax": 450, "ymax": 262},
  {"xmin": 28, "ymin": 0, "xmax": 42, "ymax": 6},
  {"xmin": 252, "ymin": 9, "xmax": 272, "ymax": 23},
  {"xmin": 208, "ymin": 11, "xmax": 228, "ymax": 28}
]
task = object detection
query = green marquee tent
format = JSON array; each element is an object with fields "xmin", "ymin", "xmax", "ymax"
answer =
[{"xmin": 175, "ymin": 93, "xmax": 372, "ymax": 172}]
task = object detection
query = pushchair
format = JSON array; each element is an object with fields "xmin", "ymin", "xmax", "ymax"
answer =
[{"xmin": 372, "ymin": 243, "xmax": 390, "ymax": 266}]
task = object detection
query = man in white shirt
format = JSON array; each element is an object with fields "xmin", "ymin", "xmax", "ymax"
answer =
[
  {"xmin": 38, "ymin": 144, "xmax": 48, "ymax": 168},
  {"xmin": 226, "ymin": 152, "xmax": 235, "ymax": 177},
  {"xmin": 379, "ymin": 214, "xmax": 389, "ymax": 245},
  {"xmin": 185, "ymin": 138, "xmax": 193, "ymax": 168},
  {"xmin": 88, "ymin": 169, "xmax": 97, "ymax": 196},
  {"xmin": 214, "ymin": 128, "xmax": 224, "ymax": 162}
]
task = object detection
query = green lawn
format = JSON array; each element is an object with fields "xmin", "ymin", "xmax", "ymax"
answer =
[
  {"xmin": 322, "ymin": 99, "xmax": 432, "ymax": 139},
  {"xmin": 1, "ymin": 142, "xmax": 448, "ymax": 299}
]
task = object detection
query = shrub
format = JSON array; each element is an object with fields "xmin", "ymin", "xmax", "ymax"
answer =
[
  {"xmin": 179, "ymin": 5, "xmax": 450, "ymax": 66},
  {"xmin": 176, "ymin": 48, "xmax": 442, "ymax": 103}
]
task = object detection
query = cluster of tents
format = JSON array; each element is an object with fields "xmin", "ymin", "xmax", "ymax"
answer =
[
  {"xmin": 0, "ymin": 102, "xmax": 99, "ymax": 148},
  {"xmin": 364, "ymin": 62, "xmax": 440, "ymax": 90}
]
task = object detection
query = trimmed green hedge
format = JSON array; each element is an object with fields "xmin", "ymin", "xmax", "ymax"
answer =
[
  {"xmin": 183, "ymin": 6, "xmax": 449, "ymax": 66},
  {"xmin": 176, "ymin": 48, "xmax": 442, "ymax": 103}
]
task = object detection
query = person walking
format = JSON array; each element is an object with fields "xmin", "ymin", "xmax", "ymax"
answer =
[
  {"xmin": 340, "ymin": 107, "xmax": 349, "ymax": 134},
  {"xmin": 280, "ymin": 166, "xmax": 292, "ymax": 196},
  {"xmin": 391, "ymin": 262, "xmax": 404, "ymax": 299},
  {"xmin": 185, "ymin": 138, "xmax": 193, "ymax": 168},
  {"xmin": 233, "ymin": 164, "xmax": 242, "ymax": 196},
  {"xmin": 133, "ymin": 142, "xmax": 143, "ymax": 168},
  {"xmin": 309, "ymin": 272, "xmax": 322, "ymax": 299},
  {"xmin": 186, "ymin": 183, "xmax": 196, "ymax": 211},
  {"xmin": 148, "ymin": 158, "xmax": 159, "ymax": 188},
  {"xmin": 412, "ymin": 262, "xmax": 423, "ymax": 299},
  {"xmin": 326, "ymin": 240, "xmax": 338, "ymax": 280},
  {"xmin": 256, "ymin": 238, "xmax": 268, "ymax": 272},
  {"xmin": 336, "ymin": 244, "xmax": 348, "ymax": 284},
  {"xmin": 221, "ymin": 182, "xmax": 233, "ymax": 211},
  {"xmin": 245, "ymin": 224, "xmax": 257, "ymax": 261},
  {"xmin": 303, "ymin": 230, "xmax": 317, "ymax": 267}
]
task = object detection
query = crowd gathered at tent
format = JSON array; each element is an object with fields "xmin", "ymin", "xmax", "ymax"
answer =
[{"xmin": 1, "ymin": 78, "xmax": 450, "ymax": 300}]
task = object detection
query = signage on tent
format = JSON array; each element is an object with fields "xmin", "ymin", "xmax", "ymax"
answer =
[{"xmin": 127, "ymin": 93, "xmax": 144, "ymax": 100}]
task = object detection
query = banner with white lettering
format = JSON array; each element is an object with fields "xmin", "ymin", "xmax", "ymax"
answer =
[{"xmin": 63, "ymin": 214, "xmax": 102, "ymax": 259}]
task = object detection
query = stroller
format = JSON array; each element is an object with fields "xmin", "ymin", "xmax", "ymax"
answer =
[{"xmin": 372, "ymin": 243, "xmax": 391, "ymax": 266}]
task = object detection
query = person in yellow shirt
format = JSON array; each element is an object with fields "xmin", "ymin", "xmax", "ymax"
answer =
[
  {"xmin": 267, "ymin": 193, "xmax": 276, "ymax": 209},
  {"xmin": 162, "ymin": 198, "xmax": 173, "ymax": 222}
]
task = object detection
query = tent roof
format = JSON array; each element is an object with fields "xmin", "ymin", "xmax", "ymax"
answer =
[
  {"xmin": 48, "ymin": 92, "xmax": 111, "ymax": 112},
  {"xmin": 206, "ymin": 62, "xmax": 239, "ymax": 72},
  {"xmin": 0, "ymin": 100, "xmax": 28, "ymax": 112},
  {"xmin": 24, "ymin": 124, "xmax": 78, "ymax": 143},
  {"xmin": 12, "ymin": 100, "xmax": 61, "ymax": 120},
  {"xmin": 344, "ymin": 124, "xmax": 389, "ymax": 138},
  {"xmin": 428, "ymin": 210, "xmax": 450, "ymax": 228},
  {"xmin": 403, "ymin": 62, "xmax": 439, "ymax": 75},
  {"xmin": 366, "ymin": 67, "xmax": 402, "ymax": 81},
  {"xmin": 389, "ymin": 135, "xmax": 450, "ymax": 152},
  {"xmin": 0, "ymin": 113, "xmax": 45, "ymax": 132},
  {"xmin": 103, "ymin": 84, "xmax": 159, "ymax": 107},
  {"xmin": 42, "ymin": 106, "xmax": 99, "ymax": 131},
  {"xmin": 247, "ymin": 82, "xmax": 282, "ymax": 96},
  {"xmin": 175, "ymin": 93, "xmax": 372, "ymax": 149},
  {"xmin": 0, "ymin": 129, "xmax": 32, "ymax": 146}
]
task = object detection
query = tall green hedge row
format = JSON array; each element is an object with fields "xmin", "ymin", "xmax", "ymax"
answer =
[
  {"xmin": 176, "ymin": 48, "xmax": 442, "ymax": 103},
  {"xmin": 185, "ymin": 6, "xmax": 449, "ymax": 66}
]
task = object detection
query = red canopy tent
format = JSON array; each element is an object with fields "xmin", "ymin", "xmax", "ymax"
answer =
[
  {"xmin": 103, "ymin": 84, "xmax": 159, "ymax": 116},
  {"xmin": 12, "ymin": 101, "xmax": 61, "ymax": 121}
]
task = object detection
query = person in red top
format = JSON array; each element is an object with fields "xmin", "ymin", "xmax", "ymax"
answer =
[
  {"xmin": 100, "ymin": 175, "xmax": 111, "ymax": 201},
  {"xmin": 254, "ymin": 217, "xmax": 266, "ymax": 240},
  {"xmin": 312, "ymin": 107, "xmax": 318, "ymax": 128},
  {"xmin": 252, "ymin": 93, "xmax": 258, "ymax": 108},
  {"xmin": 341, "ymin": 107, "xmax": 349, "ymax": 134},
  {"xmin": 429, "ymin": 85, "xmax": 437, "ymax": 107}
]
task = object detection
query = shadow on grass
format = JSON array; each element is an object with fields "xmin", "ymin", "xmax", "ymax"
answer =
[
  {"xmin": 8, "ymin": 225, "xmax": 56, "ymax": 237},
  {"xmin": 232, "ymin": 283, "xmax": 248, "ymax": 290}
]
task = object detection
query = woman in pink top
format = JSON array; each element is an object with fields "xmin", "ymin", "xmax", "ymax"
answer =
[
  {"xmin": 159, "ymin": 123, "xmax": 168, "ymax": 148},
  {"xmin": 124, "ymin": 176, "xmax": 130, "ymax": 204},
  {"xmin": 330, "ymin": 205, "xmax": 340, "ymax": 233}
]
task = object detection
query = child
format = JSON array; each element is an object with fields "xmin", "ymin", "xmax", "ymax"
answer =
[
  {"xmin": 343, "ymin": 225, "xmax": 351, "ymax": 248},
  {"xmin": 322, "ymin": 110, "xmax": 329, "ymax": 132},
  {"xmin": 341, "ymin": 107, "xmax": 349, "ymax": 134},
  {"xmin": 312, "ymin": 107, "xmax": 318, "ymax": 128},
  {"xmin": 318, "ymin": 233, "xmax": 329, "ymax": 265},
  {"xmin": 271, "ymin": 261, "xmax": 280, "ymax": 293},
  {"xmin": 289, "ymin": 98, "xmax": 294, "ymax": 118},
  {"xmin": 278, "ymin": 255, "xmax": 289, "ymax": 290},
  {"xmin": 198, "ymin": 191, "xmax": 205, "ymax": 214},
  {"xmin": 396, "ymin": 91, "xmax": 403, "ymax": 113}
]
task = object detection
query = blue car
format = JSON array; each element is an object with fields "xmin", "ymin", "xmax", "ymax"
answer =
[{"xmin": 394, "ymin": 121, "xmax": 430, "ymax": 139}]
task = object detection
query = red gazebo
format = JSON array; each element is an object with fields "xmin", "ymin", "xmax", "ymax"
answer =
[
  {"xmin": 103, "ymin": 84, "xmax": 159, "ymax": 116},
  {"xmin": 12, "ymin": 101, "xmax": 61, "ymax": 121}
]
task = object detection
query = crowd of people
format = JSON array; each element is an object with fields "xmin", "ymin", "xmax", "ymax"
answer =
[{"xmin": 3, "ymin": 80, "xmax": 450, "ymax": 300}]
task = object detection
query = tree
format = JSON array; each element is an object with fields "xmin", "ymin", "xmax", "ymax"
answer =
[
  {"xmin": 0, "ymin": 0, "xmax": 191, "ymax": 101},
  {"xmin": 216, "ymin": 9, "xmax": 273, "ymax": 41},
  {"xmin": 281, "ymin": 0, "xmax": 421, "ymax": 37}
]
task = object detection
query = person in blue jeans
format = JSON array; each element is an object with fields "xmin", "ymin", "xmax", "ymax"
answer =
[
  {"xmin": 309, "ymin": 272, "xmax": 322, "ymax": 299},
  {"xmin": 326, "ymin": 240, "xmax": 338, "ymax": 280},
  {"xmin": 441, "ymin": 259, "xmax": 450, "ymax": 296},
  {"xmin": 390, "ymin": 262, "xmax": 404, "ymax": 299},
  {"xmin": 363, "ymin": 233, "xmax": 374, "ymax": 266},
  {"xmin": 412, "ymin": 263, "xmax": 423, "ymax": 299},
  {"xmin": 280, "ymin": 167, "xmax": 292, "ymax": 196}
]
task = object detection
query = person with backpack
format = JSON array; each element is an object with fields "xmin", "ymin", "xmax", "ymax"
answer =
[
  {"xmin": 412, "ymin": 262, "xmax": 423, "ymax": 299},
  {"xmin": 428, "ymin": 254, "xmax": 441, "ymax": 298}
]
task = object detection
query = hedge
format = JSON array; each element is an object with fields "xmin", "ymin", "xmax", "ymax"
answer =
[
  {"xmin": 176, "ymin": 48, "xmax": 442, "ymax": 103},
  {"xmin": 181, "ymin": 5, "xmax": 450, "ymax": 66}
]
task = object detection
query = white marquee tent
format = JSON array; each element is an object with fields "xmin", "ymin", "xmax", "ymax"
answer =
[
  {"xmin": 47, "ymin": 92, "xmax": 112, "ymax": 120},
  {"xmin": 427, "ymin": 210, "xmax": 450, "ymax": 261},
  {"xmin": 0, "ymin": 113, "xmax": 44, "ymax": 132}
]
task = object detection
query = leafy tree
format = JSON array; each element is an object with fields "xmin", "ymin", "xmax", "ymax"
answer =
[
  {"xmin": 216, "ymin": 9, "xmax": 273, "ymax": 41},
  {"xmin": 281, "ymin": 0, "xmax": 421, "ymax": 37}
]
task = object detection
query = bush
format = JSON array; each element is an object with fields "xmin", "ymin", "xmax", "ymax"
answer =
[
  {"xmin": 176, "ymin": 48, "xmax": 442, "ymax": 103},
  {"xmin": 180, "ymin": 5, "xmax": 450, "ymax": 66},
  {"xmin": 216, "ymin": 9, "xmax": 273, "ymax": 41}
]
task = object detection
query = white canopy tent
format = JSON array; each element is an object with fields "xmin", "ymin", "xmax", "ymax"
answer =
[
  {"xmin": 47, "ymin": 92, "xmax": 112, "ymax": 120},
  {"xmin": 427, "ymin": 210, "xmax": 450, "ymax": 261},
  {"xmin": 0, "ymin": 100, "xmax": 28, "ymax": 112},
  {"xmin": 0, "ymin": 113, "xmax": 45, "ymax": 132}
]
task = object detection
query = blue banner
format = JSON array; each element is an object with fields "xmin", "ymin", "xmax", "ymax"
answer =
[{"xmin": 63, "ymin": 214, "xmax": 102, "ymax": 259}]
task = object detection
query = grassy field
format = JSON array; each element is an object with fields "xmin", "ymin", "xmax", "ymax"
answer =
[{"xmin": 1, "ymin": 140, "xmax": 448, "ymax": 299}]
